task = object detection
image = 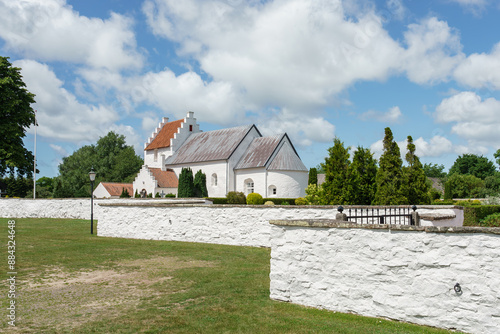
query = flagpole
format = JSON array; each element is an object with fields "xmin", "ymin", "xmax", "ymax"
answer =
[{"xmin": 33, "ymin": 110, "xmax": 37, "ymax": 199}]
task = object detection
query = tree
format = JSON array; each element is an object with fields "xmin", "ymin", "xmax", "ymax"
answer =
[
  {"xmin": 494, "ymin": 149, "xmax": 500, "ymax": 169},
  {"xmin": 402, "ymin": 136, "xmax": 431, "ymax": 205},
  {"xmin": 444, "ymin": 173, "xmax": 484, "ymax": 199},
  {"xmin": 373, "ymin": 128, "xmax": 408, "ymax": 205},
  {"xmin": 178, "ymin": 167, "xmax": 194, "ymax": 198},
  {"xmin": 422, "ymin": 163, "xmax": 446, "ymax": 178},
  {"xmin": 308, "ymin": 167, "xmax": 318, "ymax": 185},
  {"xmin": 193, "ymin": 170, "xmax": 208, "ymax": 197},
  {"xmin": 448, "ymin": 154, "xmax": 496, "ymax": 180},
  {"xmin": 321, "ymin": 138, "xmax": 350, "ymax": 205},
  {"xmin": 0, "ymin": 57, "xmax": 36, "ymax": 177},
  {"xmin": 120, "ymin": 187, "xmax": 131, "ymax": 198},
  {"xmin": 345, "ymin": 146, "xmax": 377, "ymax": 205},
  {"xmin": 55, "ymin": 132, "xmax": 143, "ymax": 197}
]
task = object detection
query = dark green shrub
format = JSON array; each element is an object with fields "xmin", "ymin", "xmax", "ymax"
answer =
[
  {"xmin": 120, "ymin": 188, "xmax": 131, "ymax": 198},
  {"xmin": 147, "ymin": 193, "xmax": 153, "ymax": 198},
  {"xmin": 165, "ymin": 193, "xmax": 176, "ymax": 198},
  {"xmin": 246, "ymin": 193, "xmax": 264, "ymax": 205},
  {"xmin": 226, "ymin": 191, "xmax": 246, "ymax": 204},
  {"xmin": 206, "ymin": 197, "xmax": 227, "ymax": 204},
  {"xmin": 178, "ymin": 167, "xmax": 194, "ymax": 198},
  {"xmin": 463, "ymin": 205, "xmax": 500, "ymax": 226},
  {"xmin": 155, "ymin": 192, "xmax": 161, "ymax": 198},
  {"xmin": 134, "ymin": 189, "xmax": 140, "ymax": 198},
  {"xmin": 193, "ymin": 170, "xmax": 208, "ymax": 197},
  {"xmin": 281, "ymin": 201, "xmax": 290, "ymax": 205},
  {"xmin": 429, "ymin": 188, "xmax": 441, "ymax": 201},
  {"xmin": 262, "ymin": 198, "xmax": 296, "ymax": 205},
  {"xmin": 479, "ymin": 212, "xmax": 500, "ymax": 227}
]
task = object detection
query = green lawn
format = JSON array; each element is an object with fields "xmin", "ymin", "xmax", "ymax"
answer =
[{"xmin": 0, "ymin": 218, "xmax": 459, "ymax": 333}]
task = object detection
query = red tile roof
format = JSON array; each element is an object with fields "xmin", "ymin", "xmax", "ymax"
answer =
[
  {"xmin": 149, "ymin": 168, "xmax": 178, "ymax": 188},
  {"xmin": 101, "ymin": 182, "xmax": 133, "ymax": 197},
  {"xmin": 145, "ymin": 119, "xmax": 184, "ymax": 151}
]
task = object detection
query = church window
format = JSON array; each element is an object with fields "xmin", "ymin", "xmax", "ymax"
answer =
[
  {"xmin": 268, "ymin": 185, "xmax": 277, "ymax": 197},
  {"xmin": 245, "ymin": 179, "xmax": 254, "ymax": 195},
  {"xmin": 154, "ymin": 149, "xmax": 158, "ymax": 162},
  {"xmin": 212, "ymin": 173, "xmax": 218, "ymax": 186}
]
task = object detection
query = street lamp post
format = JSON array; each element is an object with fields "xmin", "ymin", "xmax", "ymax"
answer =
[{"xmin": 89, "ymin": 167, "xmax": 96, "ymax": 234}]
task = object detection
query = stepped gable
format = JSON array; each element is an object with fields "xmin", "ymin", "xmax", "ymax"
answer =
[{"xmin": 145, "ymin": 118, "xmax": 184, "ymax": 151}]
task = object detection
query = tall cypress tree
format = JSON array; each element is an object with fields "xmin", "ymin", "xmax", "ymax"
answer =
[
  {"xmin": 308, "ymin": 167, "xmax": 318, "ymax": 185},
  {"xmin": 373, "ymin": 128, "xmax": 408, "ymax": 205},
  {"xmin": 193, "ymin": 170, "xmax": 208, "ymax": 197},
  {"xmin": 178, "ymin": 167, "xmax": 194, "ymax": 198},
  {"xmin": 321, "ymin": 138, "xmax": 350, "ymax": 205},
  {"xmin": 345, "ymin": 146, "xmax": 377, "ymax": 205},
  {"xmin": 403, "ymin": 136, "xmax": 431, "ymax": 204}
]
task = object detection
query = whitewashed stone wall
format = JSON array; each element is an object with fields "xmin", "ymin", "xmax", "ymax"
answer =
[
  {"xmin": 269, "ymin": 221, "xmax": 500, "ymax": 334},
  {"xmin": 97, "ymin": 204, "xmax": 342, "ymax": 247},
  {"xmin": 0, "ymin": 198, "xmax": 94, "ymax": 219}
]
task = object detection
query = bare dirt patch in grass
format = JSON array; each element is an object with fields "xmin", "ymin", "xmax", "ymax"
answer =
[{"xmin": 14, "ymin": 256, "xmax": 214, "ymax": 333}]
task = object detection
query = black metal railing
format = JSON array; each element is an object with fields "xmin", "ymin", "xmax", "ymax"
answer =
[{"xmin": 338, "ymin": 206, "xmax": 418, "ymax": 226}]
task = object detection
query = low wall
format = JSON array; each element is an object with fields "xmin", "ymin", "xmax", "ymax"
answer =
[
  {"xmin": 97, "ymin": 203, "xmax": 341, "ymax": 247},
  {"xmin": 269, "ymin": 220, "xmax": 500, "ymax": 334}
]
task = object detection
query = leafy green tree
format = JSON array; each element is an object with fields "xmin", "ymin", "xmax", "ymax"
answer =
[
  {"xmin": 449, "ymin": 154, "xmax": 496, "ymax": 180},
  {"xmin": 55, "ymin": 132, "xmax": 143, "ymax": 197},
  {"xmin": 178, "ymin": 167, "xmax": 194, "ymax": 198},
  {"xmin": 484, "ymin": 172, "xmax": 500, "ymax": 197},
  {"xmin": 321, "ymin": 138, "xmax": 350, "ymax": 205},
  {"xmin": 2, "ymin": 174, "xmax": 31, "ymax": 197},
  {"xmin": 345, "ymin": 146, "xmax": 377, "ymax": 205},
  {"xmin": 494, "ymin": 149, "xmax": 500, "ymax": 169},
  {"xmin": 423, "ymin": 163, "xmax": 447, "ymax": 178},
  {"xmin": 373, "ymin": 128, "xmax": 408, "ymax": 205},
  {"xmin": 444, "ymin": 173, "xmax": 485, "ymax": 199},
  {"xmin": 120, "ymin": 188, "xmax": 131, "ymax": 198},
  {"xmin": 0, "ymin": 57, "xmax": 36, "ymax": 177},
  {"xmin": 402, "ymin": 136, "xmax": 431, "ymax": 205},
  {"xmin": 193, "ymin": 170, "xmax": 208, "ymax": 197},
  {"xmin": 308, "ymin": 167, "xmax": 318, "ymax": 185}
]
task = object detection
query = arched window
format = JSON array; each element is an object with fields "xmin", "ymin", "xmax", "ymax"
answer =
[
  {"xmin": 154, "ymin": 149, "xmax": 158, "ymax": 162},
  {"xmin": 245, "ymin": 178, "xmax": 254, "ymax": 195},
  {"xmin": 211, "ymin": 173, "xmax": 218, "ymax": 187},
  {"xmin": 268, "ymin": 185, "xmax": 277, "ymax": 197}
]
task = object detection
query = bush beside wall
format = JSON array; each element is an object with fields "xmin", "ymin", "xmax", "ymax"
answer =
[
  {"xmin": 262, "ymin": 198, "xmax": 296, "ymax": 205},
  {"xmin": 463, "ymin": 205, "xmax": 500, "ymax": 226}
]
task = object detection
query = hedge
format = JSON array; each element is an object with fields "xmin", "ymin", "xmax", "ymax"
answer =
[
  {"xmin": 463, "ymin": 205, "xmax": 500, "ymax": 226},
  {"xmin": 206, "ymin": 197, "xmax": 227, "ymax": 204},
  {"xmin": 262, "ymin": 198, "xmax": 296, "ymax": 205}
]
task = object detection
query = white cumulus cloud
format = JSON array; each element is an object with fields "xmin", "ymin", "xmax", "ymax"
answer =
[{"xmin": 359, "ymin": 106, "xmax": 402, "ymax": 123}]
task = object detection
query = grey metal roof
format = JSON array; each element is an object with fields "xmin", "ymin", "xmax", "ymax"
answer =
[
  {"xmin": 166, "ymin": 125, "xmax": 255, "ymax": 164},
  {"xmin": 234, "ymin": 134, "xmax": 283, "ymax": 169},
  {"xmin": 268, "ymin": 140, "xmax": 308, "ymax": 171}
]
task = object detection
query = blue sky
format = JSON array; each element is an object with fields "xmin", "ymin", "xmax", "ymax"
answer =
[{"xmin": 1, "ymin": 0, "xmax": 500, "ymax": 178}]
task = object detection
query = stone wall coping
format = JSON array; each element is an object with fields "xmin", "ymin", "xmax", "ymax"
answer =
[
  {"xmin": 270, "ymin": 219, "xmax": 500, "ymax": 235},
  {"xmin": 96, "ymin": 202, "xmax": 462, "ymax": 210},
  {"xmin": 419, "ymin": 212, "xmax": 456, "ymax": 221}
]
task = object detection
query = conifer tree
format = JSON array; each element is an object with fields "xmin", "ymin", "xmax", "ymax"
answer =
[
  {"xmin": 373, "ymin": 128, "xmax": 408, "ymax": 205},
  {"xmin": 321, "ymin": 138, "xmax": 350, "ymax": 204},
  {"xmin": 193, "ymin": 170, "xmax": 208, "ymax": 197},
  {"xmin": 403, "ymin": 136, "xmax": 431, "ymax": 204},
  {"xmin": 177, "ymin": 167, "xmax": 194, "ymax": 198},
  {"xmin": 345, "ymin": 146, "xmax": 377, "ymax": 205},
  {"xmin": 308, "ymin": 167, "xmax": 318, "ymax": 185}
]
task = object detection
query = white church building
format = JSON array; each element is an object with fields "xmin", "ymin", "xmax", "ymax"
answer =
[{"xmin": 133, "ymin": 112, "xmax": 308, "ymax": 198}]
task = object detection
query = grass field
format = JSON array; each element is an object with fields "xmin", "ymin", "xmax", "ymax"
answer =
[{"xmin": 0, "ymin": 218, "xmax": 460, "ymax": 333}]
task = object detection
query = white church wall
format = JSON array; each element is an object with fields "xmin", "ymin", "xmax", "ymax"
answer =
[
  {"xmin": 267, "ymin": 170, "xmax": 308, "ymax": 198},
  {"xmin": 171, "ymin": 161, "xmax": 228, "ymax": 197},
  {"xmin": 144, "ymin": 147, "xmax": 170, "ymax": 169},
  {"xmin": 235, "ymin": 168, "xmax": 267, "ymax": 196},
  {"xmin": 227, "ymin": 126, "xmax": 261, "ymax": 192}
]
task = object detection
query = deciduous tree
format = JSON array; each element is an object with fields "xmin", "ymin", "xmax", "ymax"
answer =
[
  {"xmin": 422, "ymin": 163, "xmax": 446, "ymax": 178},
  {"xmin": 449, "ymin": 154, "xmax": 496, "ymax": 180},
  {"xmin": 0, "ymin": 57, "xmax": 36, "ymax": 177}
]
